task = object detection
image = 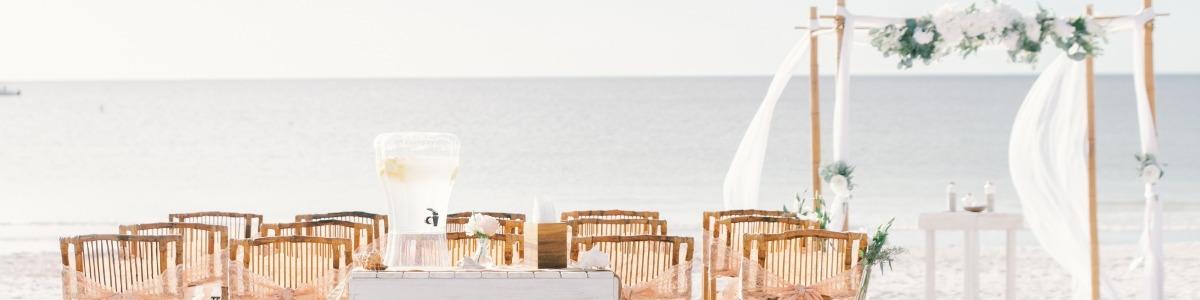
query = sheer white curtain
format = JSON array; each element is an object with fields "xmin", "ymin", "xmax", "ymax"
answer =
[
  {"xmin": 1104, "ymin": 8, "xmax": 1162, "ymax": 299},
  {"xmin": 722, "ymin": 37, "xmax": 810, "ymax": 210},
  {"xmin": 1008, "ymin": 55, "xmax": 1116, "ymax": 300},
  {"xmin": 825, "ymin": 8, "xmax": 904, "ymax": 230}
]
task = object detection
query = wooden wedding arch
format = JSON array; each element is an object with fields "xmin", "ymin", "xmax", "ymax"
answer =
[{"xmin": 798, "ymin": 1, "xmax": 1166, "ymax": 299}]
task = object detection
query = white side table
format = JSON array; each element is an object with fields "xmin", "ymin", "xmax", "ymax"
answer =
[{"xmin": 917, "ymin": 212, "xmax": 1022, "ymax": 300}]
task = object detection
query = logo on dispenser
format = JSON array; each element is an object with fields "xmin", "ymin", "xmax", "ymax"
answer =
[{"xmin": 424, "ymin": 208, "xmax": 440, "ymax": 226}]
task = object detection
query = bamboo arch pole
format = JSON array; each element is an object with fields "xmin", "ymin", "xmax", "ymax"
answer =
[
  {"xmin": 835, "ymin": 0, "xmax": 848, "ymax": 231},
  {"xmin": 1085, "ymin": 5, "xmax": 1100, "ymax": 300},
  {"xmin": 809, "ymin": 6, "xmax": 823, "ymax": 211},
  {"xmin": 1144, "ymin": 0, "xmax": 1157, "ymax": 125}
]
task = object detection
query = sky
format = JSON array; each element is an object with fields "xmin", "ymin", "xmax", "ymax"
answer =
[{"xmin": 0, "ymin": 0, "xmax": 1194, "ymax": 81}]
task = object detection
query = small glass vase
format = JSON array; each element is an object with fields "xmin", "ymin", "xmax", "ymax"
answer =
[{"xmin": 473, "ymin": 237, "xmax": 494, "ymax": 267}]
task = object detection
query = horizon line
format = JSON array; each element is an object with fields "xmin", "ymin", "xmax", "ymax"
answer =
[{"xmin": 6, "ymin": 72, "xmax": 1198, "ymax": 83}]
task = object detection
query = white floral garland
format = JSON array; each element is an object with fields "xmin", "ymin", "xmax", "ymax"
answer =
[{"xmin": 869, "ymin": 1, "xmax": 1106, "ymax": 69}]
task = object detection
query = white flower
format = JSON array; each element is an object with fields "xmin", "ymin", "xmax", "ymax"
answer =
[
  {"xmin": 829, "ymin": 175, "xmax": 850, "ymax": 196},
  {"xmin": 1141, "ymin": 165, "xmax": 1162, "ymax": 184},
  {"xmin": 576, "ymin": 247, "xmax": 609, "ymax": 269},
  {"xmin": 1054, "ymin": 19, "xmax": 1076, "ymax": 37},
  {"xmin": 1023, "ymin": 20, "xmax": 1042, "ymax": 40},
  {"xmin": 913, "ymin": 28, "xmax": 935, "ymax": 45},
  {"xmin": 465, "ymin": 213, "xmax": 500, "ymax": 237}
]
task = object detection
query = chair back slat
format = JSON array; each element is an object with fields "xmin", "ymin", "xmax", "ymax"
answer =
[
  {"xmin": 569, "ymin": 235, "xmax": 693, "ymax": 288},
  {"xmin": 170, "ymin": 211, "xmax": 264, "ymax": 239},
  {"xmin": 566, "ymin": 219, "xmax": 667, "ymax": 238},
  {"xmin": 260, "ymin": 220, "xmax": 374, "ymax": 253},
  {"xmin": 560, "ymin": 210, "xmax": 659, "ymax": 222},
  {"xmin": 229, "ymin": 236, "xmax": 353, "ymax": 290},
  {"xmin": 743, "ymin": 230, "xmax": 868, "ymax": 289},
  {"xmin": 445, "ymin": 232, "xmax": 521, "ymax": 266},
  {"xmin": 59, "ymin": 234, "xmax": 185, "ymax": 295},
  {"xmin": 295, "ymin": 211, "xmax": 389, "ymax": 242}
]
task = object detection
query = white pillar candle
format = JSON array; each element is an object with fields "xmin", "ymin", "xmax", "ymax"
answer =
[
  {"xmin": 984, "ymin": 181, "xmax": 996, "ymax": 212},
  {"xmin": 946, "ymin": 182, "xmax": 958, "ymax": 212}
]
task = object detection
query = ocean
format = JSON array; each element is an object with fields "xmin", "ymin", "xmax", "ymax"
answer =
[{"xmin": 2, "ymin": 76, "xmax": 1198, "ymax": 255}]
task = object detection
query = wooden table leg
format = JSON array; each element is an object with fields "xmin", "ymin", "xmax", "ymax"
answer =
[{"xmin": 926, "ymin": 230, "xmax": 936, "ymax": 300}]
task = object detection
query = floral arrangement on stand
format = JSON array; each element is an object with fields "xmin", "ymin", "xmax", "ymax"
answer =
[
  {"xmin": 460, "ymin": 213, "xmax": 501, "ymax": 269},
  {"xmin": 868, "ymin": 1, "xmax": 1106, "ymax": 69},
  {"xmin": 857, "ymin": 218, "xmax": 905, "ymax": 300},
  {"xmin": 820, "ymin": 161, "xmax": 856, "ymax": 194}
]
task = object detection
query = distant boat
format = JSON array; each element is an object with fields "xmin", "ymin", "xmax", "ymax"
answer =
[{"xmin": 0, "ymin": 86, "xmax": 20, "ymax": 96}]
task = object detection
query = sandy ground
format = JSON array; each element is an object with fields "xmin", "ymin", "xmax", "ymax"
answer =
[{"xmin": 6, "ymin": 242, "xmax": 1198, "ymax": 299}]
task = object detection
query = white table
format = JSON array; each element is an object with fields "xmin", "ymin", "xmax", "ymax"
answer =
[
  {"xmin": 918, "ymin": 212, "xmax": 1022, "ymax": 300},
  {"xmin": 349, "ymin": 269, "xmax": 619, "ymax": 300}
]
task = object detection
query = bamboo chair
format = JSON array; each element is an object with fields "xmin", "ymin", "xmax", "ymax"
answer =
[
  {"xmin": 295, "ymin": 211, "xmax": 389, "ymax": 242},
  {"xmin": 570, "ymin": 235, "xmax": 694, "ymax": 296},
  {"xmin": 447, "ymin": 211, "xmax": 526, "ymax": 221},
  {"xmin": 445, "ymin": 232, "xmax": 522, "ymax": 266},
  {"xmin": 445, "ymin": 218, "xmax": 525, "ymax": 262},
  {"xmin": 229, "ymin": 236, "xmax": 353, "ymax": 298},
  {"xmin": 119, "ymin": 223, "xmax": 229, "ymax": 288},
  {"xmin": 706, "ymin": 216, "xmax": 817, "ymax": 300},
  {"xmin": 448, "ymin": 211, "xmax": 526, "ymax": 235},
  {"xmin": 701, "ymin": 209, "xmax": 794, "ymax": 300},
  {"xmin": 260, "ymin": 220, "xmax": 374, "ymax": 253},
  {"xmin": 169, "ymin": 211, "xmax": 264, "ymax": 239},
  {"xmin": 445, "ymin": 217, "xmax": 525, "ymax": 235},
  {"xmin": 742, "ymin": 230, "xmax": 869, "ymax": 296},
  {"xmin": 59, "ymin": 234, "xmax": 185, "ymax": 298},
  {"xmin": 566, "ymin": 218, "xmax": 667, "ymax": 238},
  {"xmin": 560, "ymin": 210, "xmax": 660, "ymax": 222}
]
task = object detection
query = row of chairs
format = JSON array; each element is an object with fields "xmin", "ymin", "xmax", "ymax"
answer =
[
  {"xmin": 61, "ymin": 211, "xmax": 391, "ymax": 299},
  {"xmin": 58, "ymin": 209, "xmax": 672, "ymax": 299},
  {"xmin": 60, "ymin": 209, "xmax": 862, "ymax": 299},
  {"xmin": 701, "ymin": 209, "xmax": 869, "ymax": 300}
]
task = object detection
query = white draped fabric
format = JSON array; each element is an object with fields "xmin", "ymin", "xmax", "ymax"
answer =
[
  {"xmin": 827, "ymin": 9, "xmax": 904, "ymax": 231},
  {"xmin": 1103, "ymin": 8, "xmax": 1163, "ymax": 299},
  {"xmin": 1008, "ymin": 55, "xmax": 1116, "ymax": 300},
  {"xmin": 722, "ymin": 37, "xmax": 810, "ymax": 210}
]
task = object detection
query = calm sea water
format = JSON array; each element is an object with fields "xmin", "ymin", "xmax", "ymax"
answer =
[{"xmin": 1, "ymin": 76, "xmax": 1198, "ymax": 253}]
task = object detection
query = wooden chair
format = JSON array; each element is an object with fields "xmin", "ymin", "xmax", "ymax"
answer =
[
  {"xmin": 445, "ymin": 217, "xmax": 525, "ymax": 235},
  {"xmin": 448, "ymin": 211, "xmax": 527, "ymax": 235},
  {"xmin": 169, "ymin": 211, "xmax": 264, "ymax": 239},
  {"xmin": 229, "ymin": 236, "xmax": 353, "ymax": 298},
  {"xmin": 119, "ymin": 223, "xmax": 229, "ymax": 288},
  {"xmin": 59, "ymin": 234, "xmax": 185, "ymax": 298},
  {"xmin": 706, "ymin": 216, "xmax": 817, "ymax": 300},
  {"xmin": 447, "ymin": 211, "xmax": 526, "ymax": 222},
  {"xmin": 742, "ymin": 230, "xmax": 868, "ymax": 296},
  {"xmin": 295, "ymin": 211, "xmax": 389, "ymax": 242},
  {"xmin": 570, "ymin": 235, "xmax": 694, "ymax": 295},
  {"xmin": 566, "ymin": 218, "xmax": 667, "ymax": 238},
  {"xmin": 560, "ymin": 210, "xmax": 659, "ymax": 222},
  {"xmin": 445, "ymin": 232, "xmax": 522, "ymax": 266},
  {"xmin": 701, "ymin": 209, "xmax": 794, "ymax": 300},
  {"xmin": 260, "ymin": 220, "xmax": 374, "ymax": 253}
]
